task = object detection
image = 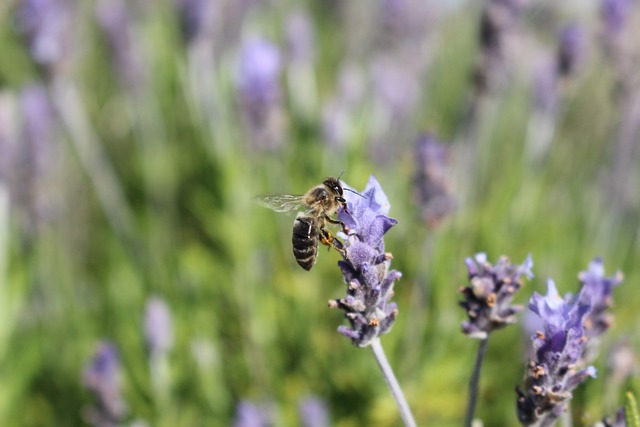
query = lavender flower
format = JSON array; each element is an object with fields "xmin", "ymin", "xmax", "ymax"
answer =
[
  {"xmin": 3, "ymin": 84, "xmax": 62, "ymax": 236},
  {"xmin": 236, "ymin": 37, "xmax": 284, "ymax": 150},
  {"xmin": 516, "ymin": 280, "xmax": 596, "ymax": 426},
  {"xmin": 321, "ymin": 64, "xmax": 365, "ymax": 148},
  {"xmin": 175, "ymin": 0, "xmax": 217, "ymax": 44},
  {"xmin": 575, "ymin": 257, "xmax": 623, "ymax": 366},
  {"xmin": 601, "ymin": 407, "xmax": 626, "ymax": 427},
  {"xmin": 577, "ymin": 257, "xmax": 623, "ymax": 340},
  {"xmin": 556, "ymin": 24, "xmax": 586, "ymax": 78},
  {"xmin": 95, "ymin": 0, "xmax": 145, "ymax": 92},
  {"xmin": 413, "ymin": 133, "xmax": 456, "ymax": 228},
  {"xmin": 330, "ymin": 175, "xmax": 400, "ymax": 347},
  {"xmin": 82, "ymin": 341, "xmax": 127, "ymax": 427},
  {"xmin": 285, "ymin": 9, "xmax": 315, "ymax": 64},
  {"xmin": 14, "ymin": 0, "xmax": 77, "ymax": 76},
  {"xmin": 233, "ymin": 400, "xmax": 273, "ymax": 427},
  {"xmin": 298, "ymin": 396, "xmax": 330, "ymax": 427},
  {"xmin": 532, "ymin": 59, "xmax": 559, "ymax": 114},
  {"xmin": 472, "ymin": 0, "xmax": 522, "ymax": 93},
  {"xmin": 143, "ymin": 296, "xmax": 173, "ymax": 357},
  {"xmin": 600, "ymin": 0, "xmax": 632, "ymax": 36},
  {"xmin": 459, "ymin": 253, "xmax": 533, "ymax": 339}
]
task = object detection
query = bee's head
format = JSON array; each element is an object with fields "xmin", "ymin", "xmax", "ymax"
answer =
[
  {"xmin": 323, "ymin": 177, "xmax": 344, "ymax": 197},
  {"xmin": 323, "ymin": 177, "xmax": 347, "ymax": 208}
]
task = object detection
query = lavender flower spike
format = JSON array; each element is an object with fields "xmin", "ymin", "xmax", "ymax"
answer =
[
  {"xmin": 144, "ymin": 295, "xmax": 174, "ymax": 357},
  {"xmin": 578, "ymin": 257, "xmax": 623, "ymax": 339},
  {"xmin": 330, "ymin": 175, "xmax": 416, "ymax": 427},
  {"xmin": 82, "ymin": 341, "xmax": 127, "ymax": 427},
  {"xmin": 460, "ymin": 253, "xmax": 533, "ymax": 339},
  {"xmin": 330, "ymin": 175, "xmax": 400, "ymax": 347},
  {"xmin": 516, "ymin": 280, "xmax": 596, "ymax": 426}
]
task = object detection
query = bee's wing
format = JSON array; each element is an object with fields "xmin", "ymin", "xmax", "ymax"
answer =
[{"xmin": 253, "ymin": 194, "xmax": 306, "ymax": 213}]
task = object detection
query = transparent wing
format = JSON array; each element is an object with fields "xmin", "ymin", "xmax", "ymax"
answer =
[{"xmin": 253, "ymin": 194, "xmax": 306, "ymax": 213}]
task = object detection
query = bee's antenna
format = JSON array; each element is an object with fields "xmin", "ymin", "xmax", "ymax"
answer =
[
  {"xmin": 344, "ymin": 187, "xmax": 365, "ymax": 198},
  {"xmin": 337, "ymin": 170, "xmax": 345, "ymax": 181}
]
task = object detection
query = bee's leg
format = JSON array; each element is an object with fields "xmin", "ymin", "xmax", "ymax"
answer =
[
  {"xmin": 319, "ymin": 228, "xmax": 334, "ymax": 249},
  {"xmin": 320, "ymin": 228, "xmax": 346, "ymax": 255},
  {"xmin": 324, "ymin": 215, "xmax": 350, "ymax": 234}
]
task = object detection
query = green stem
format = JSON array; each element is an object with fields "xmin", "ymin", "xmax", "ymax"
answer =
[
  {"xmin": 465, "ymin": 338, "xmax": 489, "ymax": 427},
  {"xmin": 370, "ymin": 338, "xmax": 417, "ymax": 427}
]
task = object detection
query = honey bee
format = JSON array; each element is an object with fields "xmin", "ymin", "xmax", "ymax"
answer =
[{"xmin": 255, "ymin": 177, "xmax": 353, "ymax": 270}]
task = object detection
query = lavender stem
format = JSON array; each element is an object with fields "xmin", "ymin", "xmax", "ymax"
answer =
[
  {"xmin": 465, "ymin": 337, "xmax": 489, "ymax": 427},
  {"xmin": 370, "ymin": 338, "xmax": 417, "ymax": 427}
]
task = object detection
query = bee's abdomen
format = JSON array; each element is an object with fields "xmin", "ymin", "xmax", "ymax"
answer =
[{"xmin": 292, "ymin": 216, "xmax": 318, "ymax": 271}]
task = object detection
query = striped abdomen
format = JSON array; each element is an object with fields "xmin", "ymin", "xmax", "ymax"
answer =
[{"xmin": 292, "ymin": 215, "xmax": 319, "ymax": 271}]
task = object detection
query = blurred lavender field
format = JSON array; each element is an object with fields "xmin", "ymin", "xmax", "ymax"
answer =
[{"xmin": 0, "ymin": 0, "xmax": 639, "ymax": 425}]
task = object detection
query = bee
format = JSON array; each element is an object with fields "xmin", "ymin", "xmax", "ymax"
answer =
[{"xmin": 255, "ymin": 177, "xmax": 352, "ymax": 270}]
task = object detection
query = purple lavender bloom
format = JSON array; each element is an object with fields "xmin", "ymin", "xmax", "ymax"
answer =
[
  {"xmin": 95, "ymin": 0, "xmax": 145, "ymax": 92},
  {"xmin": 175, "ymin": 0, "xmax": 215, "ymax": 44},
  {"xmin": 237, "ymin": 38, "xmax": 282, "ymax": 107},
  {"xmin": 459, "ymin": 253, "xmax": 533, "ymax": 339},
  {"xmin": 577, "ymin": 257, "xmax": 623, "ymax": 339},
  {"xmin": 233, "ymin": 400, "xmax": 273, "ymax": 427},
  {"xmin": 413, "ymin": 133, "xmax": 456, "ymax": 228},
  {"xmin": 601, "ymin": 0, "xmax": 632, "ymax": 35},
  {"xmin": 298, "ymin": 396, "xmax": 330, "ymax": 427},
  {"xmin": 602, "ymin": 407, "xmax": 626, "ymax": 427},
  {"xmin": 532, "ymin": 59, "xmax": 559, "ymax": 114},
  {"xmin": 143, "ymin": 296, "xmax": 173, "ymax": 357},
  {"xmin": 83, "ymin": 341, "xmax": 126, "ymax": 427},
  {"xmin": 14, "ymin": 0, "xmax": 76, "ymax": 75},
  {"xmin": 516, "ymin": 280, "xmax": 596, "ymax": 426},
  {"xmin": 557, "ymin": 24, "xmax": 586, "ymax": 78},
  {"xmin": 285, "ymin": 9, "xmax": 315, "ymax": 64},
  {"xmin": 330, "ymin": 176, "xmax": 400, "ymax": 347},
  {"xmin": 236, "ymin": 37, "xmax": 284, "ymax": 150},
  {"xmin": 5, "ymin": 84, "xmax": 61, "ymax": 235}
]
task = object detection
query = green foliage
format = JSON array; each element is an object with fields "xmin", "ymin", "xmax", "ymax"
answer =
[
  {"xmin": 626, "ymin": 392, "xmax": 640, "ymax": 427},
  {"xmin": 0, "ymin": 1, "xmax": 638, "ymax": 426}
]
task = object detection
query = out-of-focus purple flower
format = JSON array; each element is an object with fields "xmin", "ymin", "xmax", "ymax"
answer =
[
  {"xmin": 298, "ymin": 396, "xmax": 330, "ymax": 427},
  {"xmin": 143, "ymin": 296, "xmax": 173, "ymax": 357},
  {"xmin": 478, "ymin": 0, "xmax": 522, "ymax": 55},
  {"xmin": 83, "ymin": 341, "xmax": 127, "ymax": 427},
  {"xmin": 472, "ymin": 0, "xmax": 523, "ymax": 95},
  {"xmin": 413, "ymin": 133, "xmax": 456, "ymax": 228},
  {"xmin": 600, "ymin": 0, "xmax": 632, "ymax": 35},
  {"xmin": 2, "ymin": 85, "xmax": 62, "ymax": 236},
  {"xmin": 0, "ymin": 92, "xmax": 19, "ymax": 183},
  {"xmin": 459, "ymin": 253, "xmax": 533, "ymax": 339},
  {"xmin": 237, "ymin": 38, "xmax": 281, "ymax": 106},
  {"xmin": 371, "ymin": 56, "xmax": 420, "ymax": 120},
  {"xmin": 532, "ymin": 59, "xmax": 559, "ymax": 113},
  {"xmin": 602, "ymin": 407, "xmax": 626, "ymax": 427},
  {"xmin": 14, "ymin": 0, "xmax": 77, "ymax": 75},
  {"xmin": 233, "ymin": 400, "xmax": 273, "ymax": 427},
  {"xmin": 285, "ymin": 9, "xmax": 315, "ymax": 64},
  {"xmin": 236, "ymin": 37, "xmax": 284, "ymax": 150},
  {"xmin": 321, "ymin": 65, "xmax": 365, "ymax": 148},
  {"xmin": 175, "ymin": 0, "xmax": 216, "ymax": 44},
  {"xmin": 516, "ymin": 280, "xmax": 596, "ymax": 426},
  {"xmin": 330, "ymin": 176, "xmax": 400, "ymax": 347},
  {"xmin": 557, "ymin": 24, "xmax": 586, "ymax": 78},
  {"xmin": 607, "ymin": 339, "xmax": 636, "ymax": 384},
  {"xmin": 378, "ymin": 0, "xmax": 431, "ymax": 46},
  {"xmin": 95, "ymin": 0, "xmax": 145, "ymax": 92}
]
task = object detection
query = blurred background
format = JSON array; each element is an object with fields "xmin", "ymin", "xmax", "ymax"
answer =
[{"xmin": 0, "ymin": 0, "xmax": 639, "ymax": 425}]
